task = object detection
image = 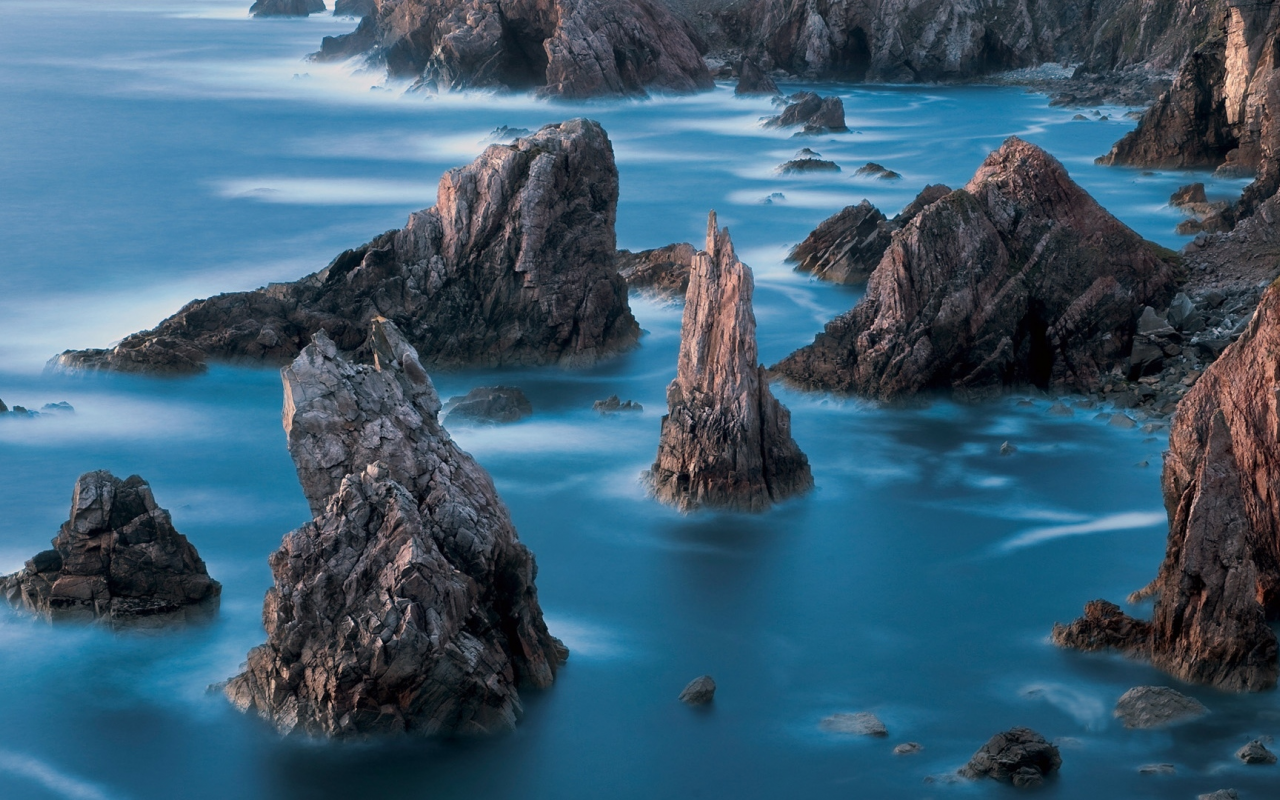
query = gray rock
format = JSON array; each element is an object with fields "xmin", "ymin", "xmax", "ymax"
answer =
[
  {"xmin": 1048, "ymin": 401, "xmax": 1073, "ymax": 416},
  {"xmin": 443, "ymin": 386, "xmax": 532, "ymax": 425},
  {"xmin": 1237, "ymin": 739, "xmax": 1277, "ymax": 764},
  {"xmin": 820, "ymin": 712, "xmax": 888, "ymax": 737},
  {"xmin": 1138, "ymin": 306, "xmax": 1174, "ymax": 335},
  {"xmin": 764, "ymin": 92, "xmax": 848, "ymax": 134},
  {"xmin": 593, "ymin": 395, "xmax": 642, "ymax": 414},
  {"xmin": 679, "ymin": 675, "xmax": 716, "ymax": 705},
  {"xmin": 1198, "ymin": 791, "xmax": 1239, "ymax": 800},
  {"xmin": 961, "ymin": 727, "xmax": 1062, "ymax": 788},
  {"xmin": 894, "ymin": 741, "xmax": 923, "ymax": 754},
  {"xmin": 39, "ymin": 402, "xmax": 74, "ymax": 414},
  {"xmin": 735, "ymin": 58, "xmax": 779, "ymax": 96},
  {"xmin": 1113, "ymin": 686, "xmax": 1208, "ymax": 729},
  {"xmin": 1167, "ymin": 292, "xmax": 1202, "ymax": 331},
  {"xmin": 1138, "ymin": 763, "xmax": 1176, "ymax": 775},
  {"xmin": 617, "ymin": 242, "xmax": 696, "ymax": 299},
  {"xmin": 1110, "ymin": 413, "xmax": 1137, "ymax": 429},
  {"xmin": 1000, "ymin": 441, "xmax": 1017, "ymax": 456}
]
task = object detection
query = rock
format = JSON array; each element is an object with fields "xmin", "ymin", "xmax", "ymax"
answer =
[
  {"xmin": 483, "ymin": 125, "xmax": 532, "ymax": 143},
  {"xmin": 1167, "ymin": 292, "xmax": 1201, "ymax": 331},
  {"xmin": 223, "ymin": 319, "xmax": 564, "ymax": 738},
  {"xmin": 1200, "ymin": 790, "xmax": 1240, "ymax": 800},
  {"xmin": 0, "ymin": 397, "xmax": 6, "ymax": 413},
  {"xmin": 333, "ymin": 0, "xmax": 374, "ymax": 16},
  {"xmin": 820, "ymin": 712, "xmax": 888, "ymax": 737},
  {"xmin": 1073, "ymin": 113, "xmax": 1089, "ymax": 121},
  {"xmin": 315, "ymin": 0, "xmax": 713, "ymax": 99},
  {"xmin": 679, "ymin": 675, "xmax": 716, "ymax": 705},
  {"xmin": 1000, "ymin": 441, "xmax": 1017, "ymax": 456},
  {"xmin": 1237, "ymin": 738, "xmax": 1277, "ymax": 764},
  {"xmin": 1138, "ymin": 306, "xmax": 1173, "ymax": 335},
  {"xmin": 773, "ymin": 137, "xmax": 1181, "ymax": 400},
  {"xmin": 617, "ymin": 242, "xmax": 697, "ymax": 299},
  {"xmin": 39, "ymin": 402, "xmax": 74, "ymax": 414},
  {"xmin": 764, "ymin": 92, "xmax": 848, "ymax": 134},
  {"xmin": 1048, "ymin": 401, "xmax": 1073, "ymax": 416},
  {"xmin": 1113, "ymin": 686, "xmax": 1208, "ymax": 729},
  {"xmin": 1139, "ymin": 763, "xmax": 1177, "ymax": 775},
  {"xmin": 961, "ymin": 727, "xmax": 1062, "ymax": 788},
  {"xmin": 1109, "ymin": 413, "xmax": 1137, "ymax": 429},
  {"xmin": 735, "ymin": 58, "xmax": 779, "ymax": 96},
  {"xmin": 854, "ymin": 162, "xmax": 889, "ymax": 177},
  {"xmin": 593, "ymin": 395, "xmax": 642, "ymax": 414},
  {"xmin": 250, "ymin": 0, "xmax": 324, "ymax": 16},
  {"xmin": 878, "ymin": 170, "xmax": 902, "ymax": 180},
  {"xmin": 54, "ymin": 120, "xmax": 640, "ymax": 375},
  {"xmin": 1171, "ymin": 183, "xmax": 1209, "ymax": 207},
  {"xmin": 647, "ymin": 212, "xmax": 813, "ymax": 512},
  {"xmin": 1129, "ymin": 338, "xmax": 1166, "ymax": 377},
  {"xmin": 0, "ymin": 471, "xmax": 221, "ymax": 625},
  {"xmin": 894, "ymin": 741, "xmax": 923, "ymax": 755},
  {"xmin": 1052, "ymin": 599, "xmax": 1152, "ymax": 653},
  {"xmin": 778, "ymin": 155, "xmax": 840, "ymax": 174},
  {"xmin": 442, "ymin": 386, "xmax": 532, "ymax": 425}
]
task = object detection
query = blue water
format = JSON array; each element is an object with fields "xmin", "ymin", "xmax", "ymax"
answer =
[{"xmin": 0, "ymin": 2, "xmax": 1274, "ymax": 798}]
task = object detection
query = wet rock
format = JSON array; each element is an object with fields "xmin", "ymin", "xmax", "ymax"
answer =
[
  {"xmin": 593, "ymin": 395, "xmax": 642, "ymax": 414},
  {"xmin": 0, "ymin": 471, "xmax": 221, "ymax": 625},
  {"xmin": 1109, "ymin": 413, "xmax": 1137, "ymax": 429},
  {"xmin": 1200, "ymin": 790, "xmax": 1240, "ymax": 800},
  {"xmin": 854, "ymin": 162, "xmax": 890, "ymax": 177},
  {"xmin": 774, "ymin": 137, "xmax": 1181, "ymax": 400},
  {"xmin": 39, "ymin": 402, "xmax": 74, "ymax": 414},
  {"xmin": 647, "ymin": 212, "xmax": 813, "ymax": 512},
  {"xmin": 1139, "ymin": 763, "xmax": 1176, "ymax": 775},
  {"xmin": 679, "ymin": 675, "xmax": 716, "ymax": 705},
  {"xmin": 961, "ymin": 727, "xmax": 1062, "ymax": 788},
  {"xmin": 442, "ymin": 386, "xmax": 532, "ymax": 425},
  {"xmin": 1052, "ymin": 599, "xmax": 1152, "ymax": 653},
  {"xmin": 1000, "ymin": 441, "xmax": 1017, "ymax": 456},
  {"xmin": 1048, "ymin": 402, "xmax": 1073, "ymax": 416},
  {"xmin": 1171, "ymin": 183, "xmax": 1209, "ymax": 207},
  {"xmin": 1237, "ymin": 738, "xmax": 1277, "ymax": 764},
  {"xmin": 54, "ymin": 120, "xmax": 639, "ymax": 375},
  {"xmin": 316, "ymin": 0, "xmax": 713, "ymax": 99},
  {"xmin": 1113, "ymin": 686, "xmax": 1208, "ymax": 729},
  {"xmin": 820, "ymin": 712, "xmax": 887, "ymax": 736},
  {"xmin": 483, "ymin": 125, "xmax": 532, "ymax": 143},
  {"xmin": 764, "ymin": 92, "xmax": 848, "ymax": 134},
  {"xmin": 735, "ymin": 58, "xmax": 779, "ymax": 96},
  {"xmin": 778, "ymin": 153, "xmax": 841, "ymax": 174},
  {"xmin": 617, "ymin": 242, "xmax": 697, "ymax": 299},
  {"xmin": 894, "ymin": 741, "xmax": 923, "ymax": 755},
  {"xmin": 224, "ymin": 319, "xmax": 564, "ymax": 738},
  {"xmin": 250, "ymin": 0, "xmax": 324, "ymax": 16}
]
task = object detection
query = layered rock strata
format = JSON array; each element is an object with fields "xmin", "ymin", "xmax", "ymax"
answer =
[
  {"xmin": 225, "ymin": 319, "xmax": 565, "ymax": 737},
  {"xmin": 316, "ymin": 0, "xmax": 713, "ymax": 99},
  {"xmin": 647, "ymin": 212, "xmax": 812, "ymax": 512},
  {"xmin": 54, "ymin": 120, "xmax": 639, "ymax": 375},
  {"xmin": 774, "ymin": 138, "xmax": 1182, "ymax": 399},
  {"xmin": 1, "ymin": 471, "xmax": 221, "ymax": 624}
]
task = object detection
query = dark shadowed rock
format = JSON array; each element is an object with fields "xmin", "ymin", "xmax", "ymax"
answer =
[
  {"xmin": 774, "ymin": 137, "xmax": 1182, "ymax": 399},
  {"xmin": 54, "ymin": 120, "xmax": 639, "ymax": 375},
  {"xmin": 1172, "ymin": 183, "xmax": 1209, "ymax": 207},
  {"xmin": 0, "ymin": 471, "xmax": 221, "ymax": 625},
  {"xmin": 1139, "ymin": 763, "xmax": 1177, "ymax": 775},
  {"xmin": 617, "ymin": 242, "xmax": 697, "ymax": 298},
  {"xmin": 1113, "ymin": 686, "xmax": 1208, "ymax": 728},
  {"xmin": 1052, "ymin": 599, "xmax": 1152, "ymax": 653},
  {"xmin": 224, "ymin": 319, "xmax": 564, "ymax": 738},
  {"xmin": 778, "ymin": 152, "xmax": 840, "ymax": 173},
  {"xmin": 1237, "ymin": 738, "xmax": 1277, "ymax": 764},
  {"xmin": 333, "ymin": 0, "xmax": 374, "ymax": 15},
  {"xmin": 736, "ymin": 58, "xmax": 779, "ymax": 95},
  {"xmin": 820, "ymin": 712, "xmax": 887, "ymax": 736},
  {"xmin": 647, "ymin": 212, "xmax": 813, "ymax": 512},
  {"xmin": 765, "ymin": 91, "xmax": 848, "ymax": 134},
  {"xmin": 593, "ymin": 395, "xmax": 642, "ymax": 414},
  {"xmin": 251, "ymin": 0, "xmax": 325, "ymax": 16},
  {"xmin": 679, "ymin": 675, "xmax": 716, "ymax": 704},
  {"xmin": 443, "ymin": 386, "xmax": 532, "ymax": 425},
  {"xmin": 316, "ymin": 0, "xmax": 713, "ymax": 99},
  {"xmin": 962, "ymin": 727, "xmax": 1061, "ymax": 788}
]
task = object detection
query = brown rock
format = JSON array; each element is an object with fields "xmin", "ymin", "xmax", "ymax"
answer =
[
  {"xmin": 617, "ymin": 242, "xmax": 697, "ymax": 299},
  {"xmin": 0, "ymin": 471, "xmax": 221, "ymax": 624},
  {"xmin": 1172, "ymin": 183, "xmax": 1209, "ymax": 207},
  {"xmin": 647, "ymin": 212, "xmax": 813, "ymax": 512},
  {"xmin": 1051, "ymin": 599, "xmax": 1152, "ymax": 654},
  {"xmin": 764, "ymin": 91, "xmax": 848, "ymax": 134},
  {"xmin": 54, "ymin": 120, "xmax": 639, "ymax": 375},
  {"xmin": 961, "ymin": 727, "xmax": 1062, "ymax": 788},
  {"xmin": 774, "ymin": 137, "xmax": 1182, "ymax": 399},
  {"xmin": 735, "ymin": 58, "xmax": 779, "ymax": 95},
  {"xmin": 1113, "ymin": 686, "xmax": 1209, "ymax": 728},
  {"xmin": 224, "ymin": 319, "xmax": 564, "ymax": 738}
]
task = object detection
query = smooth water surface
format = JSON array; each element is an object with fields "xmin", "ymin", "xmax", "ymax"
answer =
[{"xmin": 0, "ymin": 2, "xmax": 1274, "ymax": 798}]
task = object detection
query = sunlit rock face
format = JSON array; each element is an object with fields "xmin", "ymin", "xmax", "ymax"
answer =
[
  {"xmin": 53, "ymin": 120, "xmax": 639, "ymax": 376},
  {"xmin": 225, "ymin": 319, "xmax": 565, "ymax": 738}
]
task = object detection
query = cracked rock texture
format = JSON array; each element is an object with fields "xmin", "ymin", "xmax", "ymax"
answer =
[
  {"xmin": 224, "ymin": 319, "xmax": 565, "ymax": 738},
  {"xmin": 962, "ymin": 727, "xmax": 1062, "ymax": 788}
]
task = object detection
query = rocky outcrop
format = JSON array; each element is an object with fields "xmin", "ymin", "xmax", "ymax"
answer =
[
  {"xmin": 593, "ymin": 395, "xmax": 642, "ymax": 413},
  {"xmin": 442, "ymin": 386, "xmax": 532, "ymax": 425},
  {"xmin": 647, "ymin": 212, "xmax": 812, "ymax": 512},
  {"xmin": 735, "ymin": 58, "xmax": 779, "ymax": 95},
  {"xmin": 773, "ymin": 137, "xmax": 1182, "ymax": 399},
  {"xmin": 788, "ymin": 185, "xmax": 950, "ymax": 285},
  {"xmin": 777, "ymin": 149, "xmax": 840, "ymax": 173},
  {"xmin": 54, "ymin": 120, "xmax": 639, "ymax": 375},
  {"xmin": 224, "ymin": 319, "xmax": 564, "ymax": 738},
  {"xmin": 764, "ymin": 91, "xmax": 847, "ymax": 134},
  {"xmin": 251, "ymin": 0, "xmax": 325, "ymax": 16},
  {"xmin": 1054, "ymin": 280, "xmax": 1280, "ymax": 691},
  {"xmin": 961, "ymin": 728, "xmax": 1062, "ymax": 789},
  {"xmin": 617, "ymin": 242, "xmax": 697, "ymax": 298},
  {"xmin": 1, "ymin": 472, "xmax": 221, "ymax": 624},
  {"xmin": 315, "ymin": 0, "xmax": 713, "ymax": 99}
]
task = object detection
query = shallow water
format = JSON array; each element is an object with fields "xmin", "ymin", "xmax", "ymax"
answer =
[{"xmin": 0, "ymin": 2, "xmax": 1276, "ymax": 798}]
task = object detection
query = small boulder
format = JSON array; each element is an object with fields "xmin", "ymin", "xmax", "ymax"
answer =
[
  {"xmin": 593, "ymin": 395, "xmax": 642, "ymax": 414},
  {"xmin": 764, "ymin": 92, "xmax": 848, "ymax": 134},
  {"xmin": 1237, "ymin": 738, "xmax": 1277, "ymax": 764},
  {"xmin": 894, "ymin": 741, "xmax": 923, "ymax": 755},
  {"xmin": 1171, "ymin": 183, "xmax": 1208, "ymax": 207},
  {"xmin": 1137, "ymin": 306, "xmax": 1174, "ymax": 335},
  {"xmin": 679, "ymin": 675, "xmax": 716, "ymax": 705},
  {"xmin": 1199, "ymin": 791, "xmax": 1240, "ymax": 800},
  {"xmin": 961, "ymin": 727, "xmax": 1062, "ymax": 788},
  {"xmin": 778, "ymin": 153, "xmax": 840, "ymax": 174},
  {"xmin": 999, "ymin": 441, "xmax": 1017, "ymax": 456},
  {"xmin": 443, "ymin": 386, "xmax": 532, "ymax": 425},
  {"xmin": 819, "ymin": 712, "xmax": 888, "ymax": 737},
  {"xmin": 1113, "ymin": 686, "xmax": 1208, "ymax": 729},
  {"xmin": 1109, "ymin": 413, "xmax": 1137, "ymax": 429},
  {"xmin": 855, "ymin": 162, "xmax": 891, "ymax": 177}
]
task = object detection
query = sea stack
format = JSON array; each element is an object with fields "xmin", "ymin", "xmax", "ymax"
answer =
[
  {"xmin": 224, "ymin": 318, "xmax": 565, "ymax": 737},
  {"xmin": 0, "ymin": 471, "xmax": 221, "ymax": 624},
  {"xmin": 647, "ymin": 212, "xmax": 813, "ymax": 512},
  {"xmin": 1054, "ymin": 281, "xmax": 1280, "ymax": 692}
]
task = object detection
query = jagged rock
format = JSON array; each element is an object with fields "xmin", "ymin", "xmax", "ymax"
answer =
[
  {"xmin": 764, "ymin": 92, "xmax": 848, "ymax": 134},
  {"xmin": 778, "ymin": 155, "xmax": 840, "ymax": 174},
  {"xmin": 54, "ymin": 120, "xmax": 639, "ymax": 375},
  {"xmin": 1000, "ymin": 441, "xmax": 1017, "ymax": 456},
  {"xmin": 820, "ymin": 712, "xmax": 887, "ymax": 736},
  {"xmin": 442, "ymin": 386, "xmax": 532, "ymax": 425},
  {"xmin": 854, "ymin": 162, "xmax": 895, "ymax": 178},
  {"xmin": 774, "ymin": 137, "xmax": 1181, "ymax": 399},
  {"xmin": 1172, "ymin": 183, "xmax": 1209, "ymax": 207},
  {"xmin": 1200, "ymin": 791, "xmax": 1240, "ymax": 800},
  {"xmin": 250, "ymin": 0, "xmax": 325, "ymax": 16},
  {"xmin": 1052, "ymin": 599, "xmax": 1152, "ymax": 653},
  {"xmin": 788, "ymin": 185, "xmax": 951, "ymax": 285},
  {"xmin": 1114, "ymin": 686, "xmax": 1209, "ymax": 728},
  {"xmin": 333, "ymin": 0, "xmax": 374, "ymax": 16},
  {"xmin": 0, "ymin": 471, "xmax": 221, "ymax": 624},
  {"xmin": 484, "ymin": 125, "xmax": 532, "ymax": 143},
  {"xmin": 961, "ymin": 727, "xmax": 1061, "ymax": 788},
  {"xmin": 647, "ymin": 213, "xmax": 813, "ymax": 512},
  {"xmin": 1237, "ymin": 738, "xmax": 1277, "ymax": 764},
  {"xmin": 593, "ymin": 395, "xmax": 642, "ymax": 414},
  {"xmin": 617, "ymin": 242, "xmax": 697, "ymax": 299},
  {"xmin": 315, "ymin": 0, "xmax": 713, "ymax": 99},
  {"xmin": 224, "ymin": 319, "xmax": 564, "ymax": 738},
  {"xmin": 735, "ymin": 58, "xmax": 779, "ymax": 95},
  {"xmin": 679, "ymin": 675, "xmax": 716, "ymax": 704},
  {"xmin": 894, "ymin": 741, "xmax": 923, "ymax": 755}
]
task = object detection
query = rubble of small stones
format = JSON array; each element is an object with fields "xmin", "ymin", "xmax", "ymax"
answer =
[
  {"xmin": 764, "ymin": 92, "xmax": 848, "ymax": 134},
  {"xmin": 442, "ymin": 386, "xmax": 532, "ymax": 425},
  {"xmin": 961, "ymin": 727, "xmax": 1062, "ymax": 788}
]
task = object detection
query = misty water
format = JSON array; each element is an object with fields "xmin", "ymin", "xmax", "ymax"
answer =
[{"xmin": 0, "ymin": 1, "xmax": 1275, "ymax": 798}]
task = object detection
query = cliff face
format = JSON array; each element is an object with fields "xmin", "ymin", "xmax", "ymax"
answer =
[
  {"xmin": 648, "ymin": 213, "xmax": 813, "ymax": 512},
  {"xmin": 54, "ymin": 120, "xmax": 639, "ymax": 375},
  {"xmin": 1055, "ymin": 281, "xmax": 1280, "ymax": 692},
  {"xmin": 774, "ymin": 137, "xmax": 1182, "ymax": 399},
  {"xmin": 316, "ymin": 0, "xmax": 713, "ymax": 99},
  {"xmin": 225, "ymin": 319, "xmax": 565, "ymax": 737},
  {"xmin": 1, "ymin": 472, "xmax": 221, "ymax": 624}
]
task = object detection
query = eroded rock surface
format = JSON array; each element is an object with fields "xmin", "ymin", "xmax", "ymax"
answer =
[
  {"xmin": 1113, "ymin": 686, "xmax": 1208, "ymax": 728},
  {"xmin": 647, "ymin": 212, "xmax": 812, "ymax": 512},
  {"xmin": 774, "ymin": 137, "xmax": 1181, "ymax": 399},
  {"xmin": 961, "ymin": 727, "xmax": 1061, "ymax": 788},
  {"xmin": 617, "ymin": 242, "xmax": 697, "ymax": 298},
  {"xmin": 224, "ymin": 319, "xmax": 564, "ymax": 738},
  {"xmin": 1, "ymin": 471, "xmax": 220, "ymax": 624},
  {"xmin": 55, "ymin": 120, "xmax": 639, "ymax": 375}
]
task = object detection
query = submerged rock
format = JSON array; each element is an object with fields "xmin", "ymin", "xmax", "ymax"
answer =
[
  {"xmin": 1200, "ymin": 790, "xmax": 1241, "ymax": 800},
  {"xmin": 55, "ymin": 120, "xmax": 639, "ymax": 375},
  {"xmin": 962, "ymin": 727, "xmax": 1061, "ymax": 788},
  {"xmin": 224, "ymin": 319, "xmax": 564, "ymax": 738},
  {"xmin": 1237, "ymin": 738, "xmax": 1277, "ymax": 764},
  {"xmin": 442, "ymin": 386, "xmax": 532, "ymax": 425},
  {"xmin": 250, "ymin": 0, "xmax": 325, "ymax": 16},
  {"xmin": 647, "ymin": 212, "xmax": 813, "ymax": 512},
  {"xmin": 593, "ymin": 395, "xmax": 642, "ymax": 414},
  {"xmin": 820, "ymin": 712, "xmax": 887, "ymax": 737},
  {"xmin": 0, "ymin": 471, "xmax": 221, "ymax": 624},
  {"xmin": 735, "ymin": 58, "xmax": 779, "ymax": 96},
  {"xmin": 679, "ymin": 675, "xmax": 716, "ymax": 705},
  {"xmin": 773, "ymin": 137, "xmax": 1181, "ymax": 399},
  {"xmin": 315, "ymin": 0, "xmax": 712, "ymax": 99},
  {"xmin": 617, "ymin": 242, "xmax": 697, "ymax": 299},
  {"xmin": 894, "ymin": 741, "xmax": 923, "ymax": 755},
  {"xmin": 1113, "ymin": 686, "xmax": 1208, "ymax": 729},
  {"xmin": 1139, "ymin": 763, "xmax": 1177, "ymax": 775},
  {"xmin": 764, "ymin": 92, "xmax": 848, "ymax": 134}
]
